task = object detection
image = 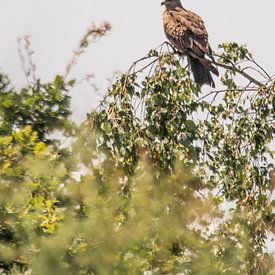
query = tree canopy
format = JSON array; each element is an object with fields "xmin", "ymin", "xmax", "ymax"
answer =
[{"xmin": 0, "ymin": 23, "xmax": 274, "ymax": 274}]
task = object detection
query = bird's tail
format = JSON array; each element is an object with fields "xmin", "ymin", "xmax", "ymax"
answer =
[{"xmin": 188, "ymin": 56, "xmax": 218, "ymax": 88}]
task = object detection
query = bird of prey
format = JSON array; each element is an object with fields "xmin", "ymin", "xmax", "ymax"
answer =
[{"xmin": 161, "ymin": 0, "xmax": 219, "ymax": 87}]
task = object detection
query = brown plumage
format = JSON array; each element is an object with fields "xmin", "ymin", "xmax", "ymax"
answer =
[{"xmin": 162, "ymin": 0, "xmax": 218, "ymax": 87}]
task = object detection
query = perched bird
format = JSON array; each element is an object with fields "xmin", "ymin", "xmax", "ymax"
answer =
[{"xmin": 161, "ymin": 0, "xmax": 219, "ymax": 87}]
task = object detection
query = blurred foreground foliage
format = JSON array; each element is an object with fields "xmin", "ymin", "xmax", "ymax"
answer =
[{"xmin": 0, "ymin": 41, "xmax": 274, "ymax": 275}]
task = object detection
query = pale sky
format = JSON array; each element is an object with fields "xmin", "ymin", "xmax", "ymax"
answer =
[{"xmin": 0, "ymin": 0, "xmax": 275, "ymax": 122}]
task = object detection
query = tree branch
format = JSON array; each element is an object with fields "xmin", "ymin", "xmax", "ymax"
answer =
[{"xmin": 214, "ymin": 61, "xmax": 263, "ymax": 87}]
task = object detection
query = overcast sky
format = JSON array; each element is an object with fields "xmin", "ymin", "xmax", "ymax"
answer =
[{"xmin": 1, "ymin": 0, "xmax": 275, "ymax": 122}]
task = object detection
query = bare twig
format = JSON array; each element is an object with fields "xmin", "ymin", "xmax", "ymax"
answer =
[
  {"xmin": 17, "ymin": 35, "xmax": 37, "ymax": 86},
  {"xmin": 63, "ymin": 22, "xmax": 111, "ymax": 81},
  {"xmin": 196, "ymin": 88, "xmax": 258, "ymax": 103},
  {"xmin": 214, "ymin": 61, "xmax": 262, "ymax": 87},
  {"xmin": 241, "ymin": 66, "xmax": 270, "ymax": 80},
  {"xmin": 247, "ymin": 56, "xmax": 271, "ymax": 80}
]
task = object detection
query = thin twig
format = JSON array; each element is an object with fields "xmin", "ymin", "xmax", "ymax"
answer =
[
  {"xmin": 214, "ymin": 61, "xmax": 262, "ymax": 87},
  {"xmin": 247, "ymin": 56, "xmax": 271, "ymax": 80},
  {"xmin": 241, "ymin": 66, "xmax": 270, "ymax": 80},
  {"xmin": 17, "ymin": 35, "xmax": 37, "ymax": 86},
  {"xmin": 196, "ymin": 88, "xmax": 258, "ymax": 103},
  {"xmin": 64, "ymin": 22, "xmax": 111, "ymax": 81}
]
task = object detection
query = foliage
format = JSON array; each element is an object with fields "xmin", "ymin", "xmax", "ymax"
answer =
[{"xmin": 0, "ymin": 36, "xmax": 274, "ymax": 275}]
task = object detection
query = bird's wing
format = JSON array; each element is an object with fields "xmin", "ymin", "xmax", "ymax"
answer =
[{"xmin": 163, "ymin": 7, "xmax": 211, "ymax": 58}]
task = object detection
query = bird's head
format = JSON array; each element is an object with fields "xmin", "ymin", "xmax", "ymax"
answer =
[{"xmin": 161, "ymin": 0, "xmax": 183, "ymax": 10}]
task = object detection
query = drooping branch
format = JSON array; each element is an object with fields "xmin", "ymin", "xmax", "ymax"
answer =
[{"xmin": 91, "ymin": 42, "xmax": 272, "ymax": 119}]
